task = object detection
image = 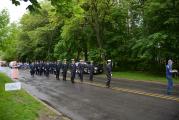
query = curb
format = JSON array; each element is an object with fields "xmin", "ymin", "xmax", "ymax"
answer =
[
  {"xmin": 14, "ymin": 77, "xmax": 72, "ymax": 120},
  {"xmin": 25, "ymin": 88, "xmax": 72, "ymax": 120}
]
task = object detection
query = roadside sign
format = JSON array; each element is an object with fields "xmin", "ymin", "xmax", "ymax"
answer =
[{"xmin": 5, "ymin": 82, "xmax": 21, "ymax": 91}]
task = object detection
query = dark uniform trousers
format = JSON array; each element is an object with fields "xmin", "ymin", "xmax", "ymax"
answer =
[
  {"xmin": 63, "ymin": 71, "xmax": 67, "ymax": 81},
  {"xmin": 78, "ymin": 63, "xmax": 84, "ymax": 82},
  {"xmin": 44, "ymin": 65, "xmax": 50, "ymax": 78},
  {"xmin": 55, "ymin": 63, "xmax": 61, "ymax": 80},
  {"xmin": 89, "ymin": 64, "xmax": 94, "ymax": 81},
  {"xmin": 39, "ymin": 64, "xmax": 43, "ymax": 76},
  {"xmin": 71, "ymin": 64, "xmax": 76, "ymax": 83},
  {"xmin": 62, "ymin": 64, "xmax": 68, "ymax": 81},
  {"xmin": 55, "ymin": 70, "xmax": 59, "ymax": 80},
  {"xmin": 106, "ymin": 64, "xmax": 112, "ymax": 87},
  {"xmin": 30, "ymin": 64, "xmax": 35, "ymax": 77}
]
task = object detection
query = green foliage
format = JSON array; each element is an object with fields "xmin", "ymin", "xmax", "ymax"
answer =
[
  {"xmin": 16, "ymin": 2, "xmax": 61, "ymax": 61},
  {"xmin": 0, "ymin": 23, "xmax": 19, "ymax": 61},
  {"xmin": 4, "ymin": 0, "xmax": 179, "ymax": 73},
  {"xmin": 88, "ymin": 49, "xmax": 102, "ymax": 62},
  {"xmin": 11, "ymin": 0, "xmax": 41, "ymax": 12},
  {"xmin": 0, "ymin": 9, "xmax": 9, "ymax": 45},
  {"xmin": 0, "ymin": 10, "xmax": 17, "ymax": 61},
  {"xmin": 112, "ymin": 71, "xmax": 179, "ymax": 84},
  {"xmin": 143, "ymin": 0, "xmax": 179, "ymax": 60}
]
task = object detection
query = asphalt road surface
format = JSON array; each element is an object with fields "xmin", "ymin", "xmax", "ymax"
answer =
[{"xmin": 1, "ymin": 68, "xmax": 179, "ymax": 120}]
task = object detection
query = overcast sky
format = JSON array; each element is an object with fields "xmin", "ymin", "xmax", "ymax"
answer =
[{"xmin": 0, "ymin": 0, "xmax": 30, "ymax": 23}]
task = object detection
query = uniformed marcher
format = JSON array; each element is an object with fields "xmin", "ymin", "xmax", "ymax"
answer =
[
  {"xmin": 52, "ymin": 62, "xmax": 56, "ymax": 75},
  {"xmin": 34, "ymin": 61, "xmax": 38, "ymax": 75},
  {"xmin": 42, "ymin": 61, "xmax": 45, "ymax": 75},
  {"xmin": 88, "ymin": 61, "xmax": 94, "ymax": 81},
  {"xmin": 44, "ymin": 62, "xmax": 50, "ymax": 77},
  {"xmin": 78, "ymin": 60, "xmax": 84, "ymax": 82},
  {"xmin": 62, "ymin": 59, "xmax": 68, "ymax": 81},
  {"xmin": 35, "ymin": 61, "xmax": 39, "ymax": 75},
  {"xmin": 29, "ymin": 62, "xmax": 35, "ymax": 77},
  {"xmin": 39, "ymin": 61, "xmax": 43, "ymax": 76},
  {"xmin": 106, "ymin": 60, "xmax": 112, "ymax": 88},
  {"xmin": 70, "ymin": 59, "xmax": 76, "ymax": 83},
  {"xmin": 166, "ymin": 59, "xmax": 178, "ymax": 95},
  {"xmin": 49, "ymin": 62, "xmax": 53, "ymax": 74},
  {"xmin": 55, "ymin": 60, "xmax": 62, "ymax": 80}
]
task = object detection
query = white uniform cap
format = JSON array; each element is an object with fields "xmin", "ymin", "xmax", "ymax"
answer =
[{"xmin": 168, "ymin": 59, "xmax": 173, "ymax": 63}]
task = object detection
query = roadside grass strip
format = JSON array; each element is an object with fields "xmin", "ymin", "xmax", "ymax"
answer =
[
  {"xmin": 112, "ymin": 71, "xmax": 179, "ymax": 84},
  {"xmin": 0, "ymin": 73, "xmax": 69, "ymax": 120},
  {"xmin": 0, "ymin": 73, "xmax": 42, "ymax": 120}
]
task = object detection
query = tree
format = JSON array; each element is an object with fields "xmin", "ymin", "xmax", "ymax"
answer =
[
  {"xmin": 17, "ymin": 2, "xmax": 62, "ymax": 61},
  {"xmin": 1, "ymin": 23, "xmax": 20, "ymax": 61},
  {"xmin": 6, "ymin": 0, "xmax": 179, "ymax": 73},
  {"xmin": 0, "ymin": 9, "xmax": 9, "ymax": 46}
]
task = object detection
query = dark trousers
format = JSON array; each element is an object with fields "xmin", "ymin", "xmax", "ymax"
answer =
[
  {"xmin": 35, "ymin": 69, "xmax": 39, "ymax": 75},
  {"xmin": 71, "ymin": 72, "xmax": 75, "ymax": 83},
  {"xmin": 167, "ymin": 76, "xmax": 173, "ymax": 95},
  {"xmin": 45, "ymin": 71, "xmax": 49, "ymax": 77},
  {"xmin": 56, "ymin": 71, "xmax": 60, "ymax": 80},
  {"xmin": 63, "ymin": 71, "xmax": 67, "ymax": 81},
  {"xmin": 89, "ymin": 72, "xmax": 93, "ymax": 81},
  {"xmin": 80, "ymin": 72, "xmax": 83, "ymax": 82},
  {"xmin": 39, "ymin": 70, "xmax": 43, "ymax": 76},
  {"xmin": 106, "ymin": 73, "xmax": 111, "ymax": 87},
  {"xmin": 30, "ymin": 70, "xmax": 35, "ymax": 77}
]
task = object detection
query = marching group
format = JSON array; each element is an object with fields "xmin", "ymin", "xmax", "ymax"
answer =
[
  {"xmin": 29, "ymin": 59, "xmax": 112, "ymax": 87},
  {"xmin": 6, "ymin": 59, "xmax": 179, "ymax": 94}
]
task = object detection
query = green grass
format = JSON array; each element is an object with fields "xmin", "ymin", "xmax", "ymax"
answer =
[
  {"xmin": 111, "ymin": 71, "xmax": 179, "ymax": 84},
  {"xmin": 0, "ymin": 73, "xmax": 43, "ymax": 120}
]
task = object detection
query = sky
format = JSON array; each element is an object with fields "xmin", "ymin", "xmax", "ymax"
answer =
[{"xmin": 0, "ymin": 0, "xmax": 31, "ymax": 23}]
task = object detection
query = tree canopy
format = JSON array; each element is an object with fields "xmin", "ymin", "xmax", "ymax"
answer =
[{"xmin": 0, "ymin": 0, "xmax": 179, "ymax": 73}]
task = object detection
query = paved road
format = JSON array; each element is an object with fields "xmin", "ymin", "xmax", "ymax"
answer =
[
  {"xmin": 1, "ymin": 68, "xmax": 179, "ymax": 120},
  {"xmin": 92, "ymin": 75, "xmax": 179, "ymax": 97},
  {"xmin": 20, "ymin": 70, "xmax": 179, "ymax": 97}
]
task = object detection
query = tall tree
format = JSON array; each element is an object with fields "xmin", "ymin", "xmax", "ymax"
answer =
[{"xmin": 0, "ymin": 9, "xmax": 9, "ymax": 46}]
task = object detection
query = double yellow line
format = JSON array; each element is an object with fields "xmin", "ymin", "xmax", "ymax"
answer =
[{"xmin": 74, "ymin": 80, "xmax": 179, "ymax": 103}]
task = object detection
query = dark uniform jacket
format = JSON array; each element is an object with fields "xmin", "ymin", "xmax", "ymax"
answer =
[
  {"xmin": 56, "ymin": 63, "xmax": 62, "ymax": 71},
  {"xmin": 89, "ymin": 64, "xmax": 94, "ymax": 74},
  {"xmin": 70, "ymin": 63, "xmax": 76, "ymax": 75},
  {"xmin": 78, "ymin": 63, "xmax": 84, "ymax": 73},
  {"xmin": 62, "ymin": 63, "xmax": 68, "ymax": 73}
]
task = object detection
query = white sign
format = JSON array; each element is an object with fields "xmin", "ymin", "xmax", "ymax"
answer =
[{"xmin": 5, "ymin": 82, "xmax": 21, "ymax": 91}]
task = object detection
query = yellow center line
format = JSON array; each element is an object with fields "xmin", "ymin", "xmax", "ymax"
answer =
[
  {"xmin": 70, "ymin": 79, "xmax": 179, "ymax": 102},
  {"xmin": 65, "ymin": 78, "xmax": 179, "ymax": 102}
]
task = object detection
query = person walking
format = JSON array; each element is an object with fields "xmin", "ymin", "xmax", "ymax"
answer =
[
  {"xmin": 166, "ymin": 59, "xmax": 178, "ymax": 95},
  {"xmin": 78, "ymin": 60, "xmax": 84, "ymax": 82},
  {"xmin": 55, "ymin": 60, "xmax": 62, "ymax": 80},
  {"xmin": 70, "ymin": 59, "xmax": 76, "ymax": 83},
  {"xmin": 106, "ymin": 60, "xmax": 112, "ymax": 88},
  {"xmin": 45, "ymin": 62, "xmax": 50, "ymax": 77},
  {"xmin": 29, "ymin": 62, "xmax": 35, "ymax": 77},
  {"xmin": 11, "ymin": 61, "xmax": 19, "ymax": 79},
  {"xmin": 88, "ymin": 61, "xmax": 94, "ymax": 81},
  {"xmin": 62, "ymin": 59, "xmax": 68, "ymax": 81}
]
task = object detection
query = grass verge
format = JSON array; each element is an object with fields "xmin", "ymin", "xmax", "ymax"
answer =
[
  {"xmin": 111, "ymin": 71, "xmax": 179, "ymax": 84},
  {"xmin": 0, "ymin": 72, "xmax": 65, "ymax": 120}
]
